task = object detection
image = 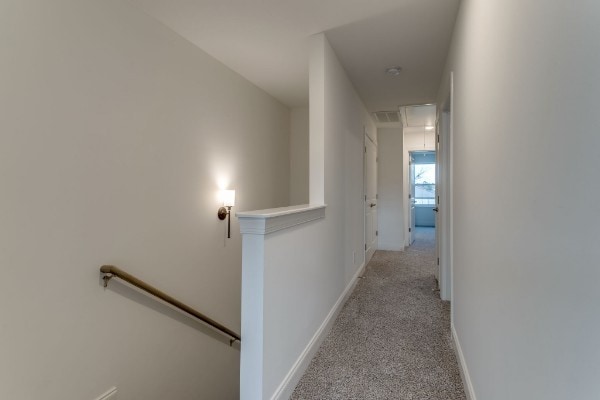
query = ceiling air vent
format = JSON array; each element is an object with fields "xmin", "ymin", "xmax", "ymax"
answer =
[{"xmin": 373, "ymin": 111, "xmax": 401, "ymax": 123}]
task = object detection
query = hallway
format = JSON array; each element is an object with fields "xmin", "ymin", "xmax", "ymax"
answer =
[{"xmin": 291, "ymin": 228, "xmax": 465, "ymax": 399}]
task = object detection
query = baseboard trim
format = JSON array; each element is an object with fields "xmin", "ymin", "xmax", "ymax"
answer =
[
  {"xmin": 270, "ymin": 262, "xmax": 367, "ymax": 400},
  {"xmin": 451, "ymin": 323, "xmax": 476, "ymax": 400},
  {"xmin": 377, "ymin": 241, "xmax": 405, "ymax": 251}
]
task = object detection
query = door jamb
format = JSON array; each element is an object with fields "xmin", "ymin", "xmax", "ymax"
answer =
[
  {"xmin": 437, "ymin": 72, "xmax": 454, "ymax": 305},
  {"xmin": 364, "ymin": 129, "xmax": 377, "ymax": 264}
]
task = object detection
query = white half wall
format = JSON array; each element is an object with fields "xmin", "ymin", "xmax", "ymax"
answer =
[
  {"xmin": 0, "ymin": 1, "xmax": 290, "ymax": 399},
  {"xmin": 377, "ymin": 128, "xmax": 404, "ymax": 250},
  {"xmin": 441, "ymin": 0, "xmax": 600, "ymax": 399}
]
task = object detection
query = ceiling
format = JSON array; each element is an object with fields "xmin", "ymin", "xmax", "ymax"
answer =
[
  {"xmin": 401, "ymin": 104, "xmax": 437, "ymax": 128},
  {"xmin": 127, "ymin": 0, "xmax": 460, "ymax": 112}
]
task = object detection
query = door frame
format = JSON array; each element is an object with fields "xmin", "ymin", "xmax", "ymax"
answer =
[
  {"xmin": 435, "ymin": 121, "xmax": 441, "ymax": 285},
  {"xmin": 437, "ymin": 72, "xmax": 454, "ymax": 304},
  {"xmin": 404, "ymin": 145, "xmax": 436, "ymax": 248},
  {"xmin": 408, "ymin": 154, "xmax": 416, "ymax": 246},
  {"xmin": 364, "ymin": 128, "xmax": 378, "ymax": 264}
]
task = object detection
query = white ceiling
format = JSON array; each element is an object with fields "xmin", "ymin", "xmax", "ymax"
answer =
[
  {"xmin": 326, "ymin": 1, "xmax": 459, "ymax": 112},
  {"xmin": 127, "ymin": 0, "xmax": 460, "ymax": 111},
  {"xmin": 401, "ymin": 104, "xmax": 437, "ymax": 128}
]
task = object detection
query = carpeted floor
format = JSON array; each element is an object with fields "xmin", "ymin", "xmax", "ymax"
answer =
[{"xmin": 290, "ymin": 227, "xmax": 466, "ymax": 400}]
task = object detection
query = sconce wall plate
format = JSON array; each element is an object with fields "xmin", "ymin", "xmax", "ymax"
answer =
[
  {"xmin": 218, "ymin": 207, "xmax": 229, "ymax": 220},
  {"xmin": 218, "ymin": 189, "xmax": 235, "ymax": 238}
]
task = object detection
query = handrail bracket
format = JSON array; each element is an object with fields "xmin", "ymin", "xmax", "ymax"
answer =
[{"xmin": 102, "ymin": 273, "xmax": 114, "ymax": 288}]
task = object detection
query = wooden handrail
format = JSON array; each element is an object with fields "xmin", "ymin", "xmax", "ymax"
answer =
[{"xmin": 100, "ymin": 265, "xmax": 241, "ymax": 344}]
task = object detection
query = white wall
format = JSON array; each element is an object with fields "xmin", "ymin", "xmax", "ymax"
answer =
[
  {"xmin": 441, "ymin": 1, "xmax": 600, "ymax": 399},
  {"xmin": 0, "ymin": 1, "xmax": 291, "ymax": 399},
  {"xmin": 321, "ymin": 33, "xmax": 377, "ymax": 283},
  {"xmin": 238, "ymin": 33, "xmax": 375, "ymax": 399},
  {"xmin": 290, "ymin": 107, "xmax": 309, "ymax": 205},
  {"xmin": 404, "ymin": 128, "xmax": 436, "ymax": 150},
  {"xmin": 415, "ymin": 207, "xmax": 435, "ymax": 227},
  {"xmin": 377, "ymin": 128, "xmax": 404, "ymax": 250},
  {"xmin": 403, "ymin": 127, "xmax": 436, "ymax": 246},
  {"xmin": 312, "ymin": 32, "xmax": 375, "ymax": 282}
]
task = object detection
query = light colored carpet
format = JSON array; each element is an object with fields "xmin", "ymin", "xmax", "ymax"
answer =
[{"xmin": 290, "ymin": 227, "xmax": 466, "ymax": 400}]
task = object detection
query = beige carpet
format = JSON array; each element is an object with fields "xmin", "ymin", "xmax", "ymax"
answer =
[{"xmin": 291, "ymin": 228, "xmax": 466, "ymax": 399}]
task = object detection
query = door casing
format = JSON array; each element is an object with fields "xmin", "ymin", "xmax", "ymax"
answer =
[
  {"xmin": 437, "ymin": 72, "xmax": 454, "ymax": 303},
  {"xmin": 364, "ymin": 131, "xmax": 378, "ymax": 264}
]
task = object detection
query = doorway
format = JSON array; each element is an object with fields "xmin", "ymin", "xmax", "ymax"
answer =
[
  {"xmin": 408, "ymin": 151, "xmax": 437, "ymax": 253},
  {"xmin": 401, "ymin": 104, "xmax": 437, "ymax": 249}
]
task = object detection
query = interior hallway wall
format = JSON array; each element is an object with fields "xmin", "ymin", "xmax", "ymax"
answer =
[
  {"xmin": 0, "ymin": 1, "xmax": 290, "ymax": 399},
  {"xmin": 254, "ymin": 33, "xmax": 376, "ymax": 399},
  {"xmin": 290, "ymin": 107, "xmax": 309, "ymax": 205},
  {"xmin": 377, "ymin": 128, "xmax": 404, "ymax": 250},
  {"xmin": 440, "ymin": 0, "xmax": 600, "ymax": 399},
  {"xmin": 311, "ymin": 32, "xmax": 376, "ymax": 285}
]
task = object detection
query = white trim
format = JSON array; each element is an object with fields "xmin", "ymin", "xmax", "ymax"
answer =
[
  {"xmin": 377, "ymin": 241, "xmax": 405, "ymax": 251},
  {"xmin": 94, "ymin": 387, "xmax": 117, "ymax": 400},
  {"xmin": 364, "ymin": 131, "xmax": 378, "ymax": 264},
  {"xmin": 449, "ymin": 72, "xmax": 455, "ymax": 320},
  {"xmin": 435, "ymin": 70, "xmax": 454, "ymax": 303},
  {"xmin": 365, "ymin": 124, "xmax": 377, "ymax": 145},
  {"xmin": 237, "ymin": 205, "xmax": 326, "ymax": 235},
  {"xmin": 363, "ymin": 129, "xmax": 367, "ymax": 267},
  {"xmin": 451, "ymin": 323, "xmax": 476, "ymax": 400},
  {"xmin": 269, "ymin": 261, "xmax": 367, "ymax": 400}
]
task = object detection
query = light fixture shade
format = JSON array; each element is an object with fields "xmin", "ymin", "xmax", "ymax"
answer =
[{"xmin": 222, "ymin": 190, "xmax": 235, "ymax": 207}]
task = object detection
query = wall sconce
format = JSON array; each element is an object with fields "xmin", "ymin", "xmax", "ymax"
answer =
[{"xmin": 218, "ymin": 189, "xmax": 235, "ymax": 238}]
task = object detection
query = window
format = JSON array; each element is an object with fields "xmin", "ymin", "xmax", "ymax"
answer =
[{"xmin": 414, "ymin": 164, "xmax": 435, "ymax": 205}]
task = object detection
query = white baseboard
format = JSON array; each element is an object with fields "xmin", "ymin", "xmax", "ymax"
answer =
[
  {"xmin": 270, "ymin": 262, "xmax": 367, "ymax": 400},
  {"xmin": 377, "ymin": 241, "xmax": 405, "ymax": 251},
  {"xmin": 451, "ymin": 323, "xmax": 476, "ymax": 400}
]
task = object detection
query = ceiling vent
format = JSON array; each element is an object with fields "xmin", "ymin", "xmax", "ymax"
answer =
[{"xmin": 373, "ymin": 111, "xmax": 401, "ymax": 124}]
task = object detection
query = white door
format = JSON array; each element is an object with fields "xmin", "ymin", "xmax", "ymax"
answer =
[
  {"xmin": 365, "ymin": 134, "xmax": 378, "ymax": 263},
  {"xmin": 408, "ymin": 155, "xmax": 416, "ymax": 245}
]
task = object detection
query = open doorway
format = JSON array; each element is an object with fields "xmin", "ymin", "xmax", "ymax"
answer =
[
  {"xmin": 401, "ymin": 104, "xmax": 437, "ymax": 249},
  {"xmin": 408, "ymin": 151, "xmax": 437, "ymax": 251}
]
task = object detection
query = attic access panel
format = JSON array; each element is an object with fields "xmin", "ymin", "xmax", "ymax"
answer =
[{"xmin": 401, "ymin": 104, "xmax": 436, "ymax": 128}]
